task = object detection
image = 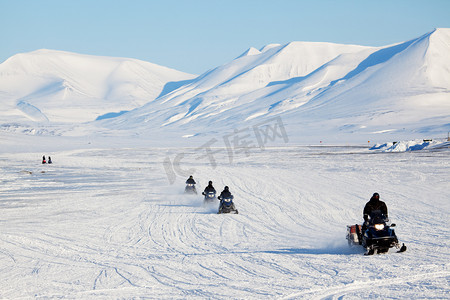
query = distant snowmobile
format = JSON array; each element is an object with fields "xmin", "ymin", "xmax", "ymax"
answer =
[
  {"xmin": 184, "ymin": 176, "xmax": 197, "ymax": 194},
  {"xmin": 184, "ymin": 183, "xmax": 197, "ymax": 194},
  {"xmin": 218, "ymin": 196, "xmax": 238, "ymax": 214},
  {"xmin": 346, "ymin": 211, "xmax": 406, "ymax": 255},
  {"xmin": 203, "ymin": 191, "xmax": 217, "ymax": 203}
]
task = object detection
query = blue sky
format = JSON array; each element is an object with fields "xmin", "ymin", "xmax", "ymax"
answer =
[{"xmin": 1, "ymin": 0, "xmax": 449, "ymax": 74}]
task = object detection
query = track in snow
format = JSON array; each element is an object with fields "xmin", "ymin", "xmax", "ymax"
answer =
[{"xmin": 0, "ymin": 146, "xmax": 448, "ymax": 298}]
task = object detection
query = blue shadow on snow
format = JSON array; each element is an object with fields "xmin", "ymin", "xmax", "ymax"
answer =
[{"xmin": 263, "ymin": 246, "xmax": 365, "ymax": 255}]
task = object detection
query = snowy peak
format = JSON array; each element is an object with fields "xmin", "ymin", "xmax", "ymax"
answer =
[
  {"xmin": 104, "ymin": 29, "xmax": 450, "ymax": 140},
  {"xmin": 0, "ymin": 49, "xmax": 196, "ymax": 123},
  {"xmin": 175, "ymin": 40, "xmax": 368, "ymax": 95},
  {"xmin": 422, "ymin": 28, "xmax": 450, "ymax": 88},
  {"xmin": 259, "ymin": 43, "xmax": 281, "ymax": 53},
  {"xmin": 336, "ymin": 27, "xmax": 450, "ymax": 91},
  {"xmin": 236, "ymin": 47, "xmax": 261, "ymax": 58},
  {"xmin": 1, "ymin": 29, "xmax": 449, "ymax": 142},
  {"xmin": 429, "ymin": 27, "xmax": 450, "ymax": 42},
  {"xmin": 265, "ymin": 41, "xmax": 369, "ymax": 77}
]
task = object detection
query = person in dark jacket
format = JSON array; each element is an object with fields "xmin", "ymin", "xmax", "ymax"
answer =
[
  {"xmin": 184, "ymin": 175, "xmax": 197, "ymax": 194},
  {"xmin": 218, "ymin": 186, "xmax": 233, "ymax": 200},
  {"xmin": 363, "ymin": 192, "xmax": 388, "ymax": 222},
  {"xmin": 202, "ymin": 181, "xmax": 216, "ymax": 195},
  {"xmin": 361, "ymin": 192, "xmax": 388, "ymax": 236},
  {"xmin": 218, "ymin": 186, "xmax": 236, "ymax": 212},
  {"xmin": 186, "ymin": 176, "xmax": 196, "ymax": 185}
]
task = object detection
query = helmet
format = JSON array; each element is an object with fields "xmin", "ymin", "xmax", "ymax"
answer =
[
  {"xmin": 209, "ymin": 181, "xmax": 212, "ymax": 185},
  {"xmin": 224, "ymin": 186, "xmax": 229, "ymax": 191},
  {"xmin": 371, "ymin": 193, "xmax": 380, "ymax": 201}
]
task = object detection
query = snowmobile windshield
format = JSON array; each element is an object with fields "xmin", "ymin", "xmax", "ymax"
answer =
[
  {"xmin": 370, "ymin": 217, "xmax": 387, "ymax": 229},
  {"xmin": 369, "ymin": 211, "xmax": 386, "ymax": 223}
]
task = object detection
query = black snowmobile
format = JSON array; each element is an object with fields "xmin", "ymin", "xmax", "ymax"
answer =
[
  {"xmin": 202, "ymin": 191, "xmax": 217, "ymax": 203},
  {"xmin": 346, "ymin": 211, "xmax": 406, "ymax": 255},
  {"xmin": 218, "ymin": 196, "xmax": 238, "ymax": 214},
  {"xmin": 184, "ymin": 183, "xmax": 197, "ymax": 195}
]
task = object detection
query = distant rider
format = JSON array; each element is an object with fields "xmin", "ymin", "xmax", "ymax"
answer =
[
  {"xmin": 185, "ymin": 175, "xmax": 197, "ymax": 194},
  {"xmin": 202, "ymin": 181, "xmax": 216, "ymax": 195},
  {"xmin": 186, "ymin": 175, "xmax": 196, "ymax": 185}
]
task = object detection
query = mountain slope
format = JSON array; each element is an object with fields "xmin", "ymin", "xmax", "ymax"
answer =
[
  {"xmin": 103, "ymin": 42, "xmax": 370, "ymax": 129},
  {"xmin": 0, "ymin": 49, "xmax": 196, "ymax": 123},
  {"xmin": 0, "ymin": 29, "xmax": 449, "ymax": 143},
  {"xmin": 103, "ymin": 28, "xmax": 449, "ymax": 141},
  {"xmin": 281, "ymin": 28, "xmax": 450, "ymax": 129}
]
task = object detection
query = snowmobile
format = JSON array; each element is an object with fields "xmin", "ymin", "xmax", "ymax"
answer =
[
  {"xmin": 184, "ymin": 183, "xmax": 197, "ymax": 194},
  {"xmin": 218, "ymin": 196, "xmax": 238, "ymax": 214},
  {"xmin": 346, "ymin": 211, "xmax": 406, "ymax": 255},
  {"xmin": 202, "ymin": 191, "xmax": 217, "ymax": 203}
]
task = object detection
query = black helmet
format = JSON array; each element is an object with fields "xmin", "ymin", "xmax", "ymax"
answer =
[
  {"xmin": 209, "ymin": 181, "xmax": 212, "ymax": 185},
  {"xmin": 224, "ymin": 186, "xmax": 229, "ymax": 191},
  {"xmin": 371, "ymin": 193, "xmax": 380, "ymax": 201}
]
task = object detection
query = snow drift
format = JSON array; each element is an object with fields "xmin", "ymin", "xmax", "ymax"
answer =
[{"xmin": 370, "ymin": 138, "xmax": 450, "ymax": 152}]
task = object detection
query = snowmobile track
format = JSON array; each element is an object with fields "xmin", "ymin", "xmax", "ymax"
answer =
[{"xmin": 282, "ymin": 271, "xmax": 450, "ymax": 299}]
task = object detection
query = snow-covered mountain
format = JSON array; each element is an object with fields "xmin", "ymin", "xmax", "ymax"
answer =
[
  {"xmin": 0, "ymin": 29, "xmax": 449, "ymax": 143},
  {"xmin": 102, "ymin": 28, "xmax": 449, "ymax": 142},
  {"xmin": 0, "ymin": 50, "xmax": 196, "ymax": 123}
]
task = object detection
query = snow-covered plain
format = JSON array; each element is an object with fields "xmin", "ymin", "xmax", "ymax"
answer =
[{"xmin": 0, "ymin": 140, "xmax": 449, "ymax": 298}]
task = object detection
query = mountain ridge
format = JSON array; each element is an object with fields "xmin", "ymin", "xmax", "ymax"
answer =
[
  {"xmin": 0, "ymin": 49, "xmax": 196, "ymax": 123},
  {"xmin": 0, "ymin": 29, "xmax": 449, "ymax": 143}
]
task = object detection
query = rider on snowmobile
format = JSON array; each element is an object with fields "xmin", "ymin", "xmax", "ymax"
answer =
[
  {"xmin": 186, "ymin": 175, "xmax": 196, "ymax": 185},
  {"xmin": 202, "ymin": 181, "xmax": 216, "ymax": 195},
  {"xmin": 184, "ymin": 175, "xmax": 197, "ymax": 194},
  {"xmin": 363, "ymin": 193, "xmax": 388, "ymax": 231},
  {"xmin": 218, "ymin": 186, "xmax": 233, "ymax": 201},
  {"xmin": 218, "ymin": 186, "xmax": 236, "ymax": 212}
]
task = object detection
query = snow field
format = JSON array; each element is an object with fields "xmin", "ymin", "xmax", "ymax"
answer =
[{"xmin": 0, "ymin": 146, "xmax": 449, "ymax": 298}]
